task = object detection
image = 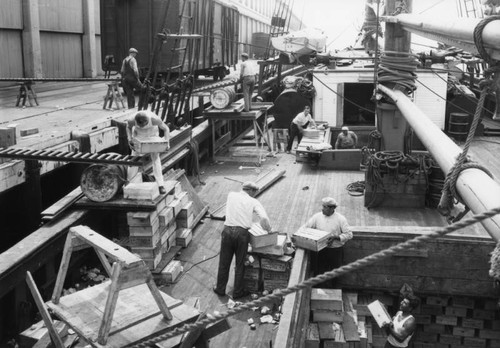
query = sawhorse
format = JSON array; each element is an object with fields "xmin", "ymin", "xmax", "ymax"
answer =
[
  {"xmin": 103, "ymin": 80, "xmax": 125, "ymax": 109},
  {"xmin": 16, "ymin": 81, "xmax": 39, "ymax": 107},
  {"xmin": 27, "ymin": 225, "xmax": 173, "ymax": 346}
]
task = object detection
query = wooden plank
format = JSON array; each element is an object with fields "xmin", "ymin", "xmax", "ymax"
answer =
[
  {"xmin": 41, "ymin": 186, "xmax": 83, "ymax": 221},
  {"xmin": 74, "ymin": 194, "xmax": 164, "ymax": 211},
  {"xmin": 26, "ymin": 271, "xmax": 65, "ymax": 348}
]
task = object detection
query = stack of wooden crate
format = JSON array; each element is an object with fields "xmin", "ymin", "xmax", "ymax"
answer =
[
  {"xmin": 126, "ymin": 181, "xmax": 178, "ymax": 269},
  {"xmin": 261, "ymin": 255, "xmax": 293, "ymax": 292}
]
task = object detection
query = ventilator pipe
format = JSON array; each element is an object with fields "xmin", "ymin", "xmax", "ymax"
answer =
[{"xmin": 378, "ymin": 84, "xmax": 500, "ymax": 242}]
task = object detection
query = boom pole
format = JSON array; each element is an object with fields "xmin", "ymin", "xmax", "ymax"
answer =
[{"xmin": 378, "ymin": 84, "xmax": 500, "ymax": 242}]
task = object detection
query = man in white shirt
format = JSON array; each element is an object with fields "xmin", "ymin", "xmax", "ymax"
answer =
[
  {"xmin": 240, "ymin": 53, "xmax": 256, "ymax": 112},
  {"xmin": 214, "ymin": 181, "xmax": 272, "ymax": 299},
  {"xmin": 303, "ymin": 197, "xmax": 353, "ymax": 285},
  {"xmin": 383, "ymin": 294, "xmax": 419, "ymax": 348},
  {"xmin": 286, "ymin": 105, "xmax": 317, "ymax": 153}
]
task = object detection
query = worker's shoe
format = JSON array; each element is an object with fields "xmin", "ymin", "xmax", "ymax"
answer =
[
  {"xmin": 232, "ymin": 290, "xmax": 250, "ymax": 300},
  {"xmin": 159, "ymin": 186, "xmax": 167, "ymax": 194},
  {"xmin": 213, "ymin": 287, "xmax": 225, "ymax": 297}
]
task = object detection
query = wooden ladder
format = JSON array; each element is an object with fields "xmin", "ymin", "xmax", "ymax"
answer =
[{"xmin": 49, "ymin": 225, "xmax": 172, "ymax": 345}]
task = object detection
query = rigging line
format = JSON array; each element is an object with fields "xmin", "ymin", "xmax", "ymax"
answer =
[
  {"xmin": 428, "ymin": 67, "xmax": 496, "ymax": 117},
  {"xmin": 373, "ymin": 0, "xmax": 381, "ymax": 90},
  {"xmin": 326, "ymin": 22, "xmax": 356, "ymax": 49},
  {"xmin": 312, "ymin": 72, "xmax": 375, "ymax": 114},
  {"xmin": 130, "ymin": 206, "xmax": 500, "ymax": 348},
  {"xmin": 418, "ymin": 0, "xmax": 446, "ymax": 14}
]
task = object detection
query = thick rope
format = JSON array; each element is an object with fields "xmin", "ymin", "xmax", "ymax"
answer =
[
  {"xmin": 438, "ymin": 69, "xmax": 498, "ymax": 219},
  {"xmin": 130, "ymin": 206, "xmax": 500, "ymax": 348}
]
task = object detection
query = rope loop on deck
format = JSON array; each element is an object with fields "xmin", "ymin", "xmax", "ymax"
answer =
[{"xmin": 130, "ymin": 206, "xmax": 500, "ymax": 348}]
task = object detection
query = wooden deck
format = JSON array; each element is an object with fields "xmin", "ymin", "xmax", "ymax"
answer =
[{"xmin": 160, "ymin": 139, "xmax": 495, "ymax": 347}]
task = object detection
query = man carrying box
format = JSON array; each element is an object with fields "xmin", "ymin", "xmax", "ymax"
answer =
[
  {"xmin": 126, "ymin": 110, "xmax": 170, "ymax": 194},
  {"xmin": 302, "ymin": 197, "xmax": 352, "ymax": 285},
  {"xmin": 382, "ymin": 294, "xmax": 419, "ymax": 348}
]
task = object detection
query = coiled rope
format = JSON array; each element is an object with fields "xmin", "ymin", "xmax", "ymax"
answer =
[
  {"xmin": 130, "ymin": 206, "xmax": 500, "ymax": 348},
  {"xmin": 438, "ymin": 16, "xmax": 500, "ymax": 221},
  {"xmin": 377, "ymin": 51, "xmax": 420, "ymax": 94}
]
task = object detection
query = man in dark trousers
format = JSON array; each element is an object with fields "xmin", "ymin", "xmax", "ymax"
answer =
[
  {"xmin": 383, "ymin": 294, "xmax": 419, "ymax": 348},
  {"xmin": 121, "ymin": 48, "xmax": 143, "ymax": 109},
  {"xmin": 286, "ymin": 105, "xmax": 317, "ymax": 153},
  {"xmin": 214, "ymin": 181, "xmax": 272, "ymax": 299},
  {"xmin": 240, "ymin": 52, "xmax": 256, "ymax": 112}
]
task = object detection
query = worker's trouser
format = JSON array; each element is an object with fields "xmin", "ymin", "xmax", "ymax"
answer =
[
  {"xmin": 242, "ymin": 75, "xmax": 255, "ymax": 112},
  {"xmin": 127, "ymin": 151, "xmax": 164, "ymax": 188},
  {"xmin": 122, "ymin": 78, "xmax": 143, "ymax": 109},
  {"xmin": 215, "ymin": 226, "xmax": 250, "ymax": 297},
  {"xmin": 311, "ymin": 246, "xmax": 344, "ymax": 288}
]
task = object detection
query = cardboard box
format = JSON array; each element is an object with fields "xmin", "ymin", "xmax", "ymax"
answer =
[
  {"xmin": 367, "ymin": 300, "xmax": 392, "ymax": 328},
  {"xmin": 123, "ymin": 182, "xmax": 160, "ymax": 200},
  {"xmin": 291, "ymin": 227, "xmax": 330, "ymax": 252},
  {"xmin": 311, "ymin": 288, "xmax": 343, "ymax": 311},
  {"xmin": 133, "ymin": 137, "xmax": 169, "ymax": 153},
  {"xmin": 249, "ymin": 223, "xmax": 278, "ymax": 248}
]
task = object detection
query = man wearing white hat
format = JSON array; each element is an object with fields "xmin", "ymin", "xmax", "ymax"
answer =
[
  {"xmin": 303, "ymin": 197, "xmax": 353, "ymax": 285},
  {"xmin": 121, "ymin": 47, "xmax": 143, "ymax": 108},
  {"xmin": 214, "ymin": 181, "xmax": 272, "ymax": 299},
  {"xmin": 335, "ymin": 126, "xmax": 358, "ymax": 149}
]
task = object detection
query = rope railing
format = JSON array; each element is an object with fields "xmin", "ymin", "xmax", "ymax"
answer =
[{"xmin": 130, "ymin": 206, "xmax": 500, "ymax": 348}]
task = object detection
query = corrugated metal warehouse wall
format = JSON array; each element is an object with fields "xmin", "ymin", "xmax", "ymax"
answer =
[{"xmin": 0, "ymin": 0, "xmax": 102, "ymax": 82}]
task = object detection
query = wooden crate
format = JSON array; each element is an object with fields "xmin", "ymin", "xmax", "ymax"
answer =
[
  {"xmin": 178, "ymin": 201, "xmax": 193, "ymax": 219},
  {"xmin": 123, "ymin": 182, "xmax": 160, "ymax": 201},
  {"xmin": 312, "ymin": 309, "xmax": 344, "ymax": 323},
  {"xmin": 176, "ymin": 213, "xmax": 194, "ymax": 229},
  {"xmin": 160, "ymin": 260, "xmax": 183, "ymax": 283},
  {"xmin": 252, "ymin": 233, "xmax": 287, "ymax": 256},
  {"xmin": 127, "ymin": 211, "xmax": 158, "ymax": 226},
  {"xmin": 175, "ymin": 228, "xmax": 192, "ymax": 248},
  {"xmin": 249, "ymin": 224, "xmax": 278, "ymax": 248},
  {"xmin": 158, "ymin": 207, "xmax": 174, "ymax": 227},
  {"xmin": 128, "ymin": 218, "xmax": 160, "ymax": 236},
  {"xmin": 311, "ymin": 288, "xmax": 343, "ymax": 311},
  {"xmin": 168, "ymin": 198, "xmax": 183, "ymax": 217},
  {"xmin": 260, "ymin": 255, "xmax": 293, "ymax": 272},
  {"xmin": 305, "ymin": 323, "xmax": 320, "ymax": 348},
  {"xmin": 367, "ymin": 300, "xmax": 391, "ymax": 328},
  {"xmin": 291, "ymin": 227, "xmax": 330, "ymax": 252},
  {"xmin": 133, "ymin": 137, "xmax": 169, "ymax": 153}
]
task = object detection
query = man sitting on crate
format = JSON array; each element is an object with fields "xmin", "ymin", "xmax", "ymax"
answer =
[
  {"xmin": 126, "ymin": 110, "xmax": 170, "ymax": 194},
  {"xmin": 302, "ymin": 197, "xmax": 353, "ymax": 286}
]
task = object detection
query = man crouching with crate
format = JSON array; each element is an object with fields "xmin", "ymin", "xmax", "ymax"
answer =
[{"xmin": 126, "ymin": 110, "xmax": 170, "ymax": 194}]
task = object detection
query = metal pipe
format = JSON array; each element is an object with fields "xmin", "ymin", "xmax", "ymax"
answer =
[
  {"xmin": 378, "ymin": 84, "xmax": 500, "ymax": 242},
  {"xmin": 386, "ymin": 14, "xmax": 500, "ymax": 60}
]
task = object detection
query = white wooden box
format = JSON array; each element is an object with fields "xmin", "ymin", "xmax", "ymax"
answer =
[
  {"xmin": 176, "ymin": 228, "xmax": 192, "ymax": 247},
  {"xmin": 249, "ymin": 223, "xmax": 278, "ymax": 248},
  {"xmin": 253, "ymin": 234, "xmax": 287, "ymax": 256},
  {"xmin": 160, "ymin": 260, "xmax": 183, "ymax": 283},
  {"xmin": 311, "ymin": 289, "xmax": 343, "ymax": 311},
  {"xmin": 368, "ymin": 300, "xmax": 392, "ymax": 328},
  {"xmin": 133, "ymin": 137, "xmax": 169, "ymax": 153},
  {"xmin": 123, "ymin": 182, "xmax": 159, "ymax": 200},
  {"xmin": 292, "ymin": 227, "xmax": 330, "ymax": 252}
]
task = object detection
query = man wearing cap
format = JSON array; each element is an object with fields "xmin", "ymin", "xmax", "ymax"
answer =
[
  {"xmin": 121, "ymin": 48, "xmax": 143, "ymax": 108},
  {"xmin": 240, "ymin": 52, "xmax": 256, "ymax": 112},
  {"xmin": 335, "ymin": 126, "xmax": 358, "ymax": 149},
  {"xmin": 286, "ymin": 105, "xmax": 317, "ymax": 153},
  {"xmin": 214, "ymin": 181, "xmax": 272, "ymax": 299},
  {"xmin": 302, "ymin": 197, "xmax": 353, "ymax": 284}
]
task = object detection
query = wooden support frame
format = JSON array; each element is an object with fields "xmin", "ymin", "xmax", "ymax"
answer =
[{"xmin": 50, "ymin": 225, "xmax": 172, "ymax": 345}]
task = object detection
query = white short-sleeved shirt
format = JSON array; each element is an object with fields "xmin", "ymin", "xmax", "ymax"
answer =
[{"xmin": 292, "ymin": 111, "xmax": 313, "ymax": 127}]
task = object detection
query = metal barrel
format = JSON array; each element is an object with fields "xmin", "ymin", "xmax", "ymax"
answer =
[
  {"xmin": 80, "ymin": 163, "xmax": 127, "ymax": 202},
  {"xmin": 210, "ymin": 86, "xmax": 236, "ymax": 109},
  {"xmin": 448, "ymin": 112, "xmax": 470, "ymax": 141}
]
